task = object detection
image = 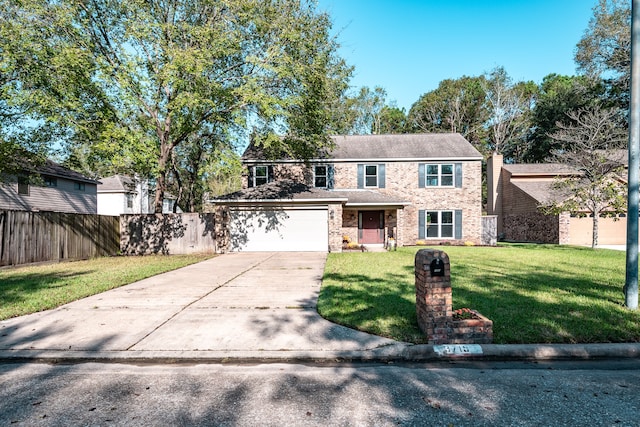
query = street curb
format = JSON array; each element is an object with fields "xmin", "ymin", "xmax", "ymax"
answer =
[{"xmin": 1, "ymin": 343, "xmax": 639, "ymax": 365}]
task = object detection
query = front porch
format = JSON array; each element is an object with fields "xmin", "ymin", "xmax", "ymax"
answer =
[{"xmin": 341, "ymin": 207, "xmax": 403, "ymax": 250}]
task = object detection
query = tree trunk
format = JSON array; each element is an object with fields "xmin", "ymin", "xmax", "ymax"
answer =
[
  {"xmin": 592, "ymin": 213, "xmax": 599, "ymax": 249},
  {"xmin": 154, "ymin": 142, "xmax": 172, "ymax": 213}
]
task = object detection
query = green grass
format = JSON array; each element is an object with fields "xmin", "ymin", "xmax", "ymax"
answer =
[
  {"xmin": 0, "ymin": 254, "xmax": 214, "ymax": 320},
  {"xmin": 318, "ymin": 244, "xmax": 640, "ymax": 344}
]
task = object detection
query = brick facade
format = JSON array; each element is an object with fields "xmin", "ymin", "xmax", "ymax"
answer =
[{"xmin": 245, "ymin": 160, "xmax": 483, "ymax": 247}]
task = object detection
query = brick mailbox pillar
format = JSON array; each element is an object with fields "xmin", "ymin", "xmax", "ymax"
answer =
[{"xmin": 415, "ymin": 249, "xmax": 493, "ymax": 344}]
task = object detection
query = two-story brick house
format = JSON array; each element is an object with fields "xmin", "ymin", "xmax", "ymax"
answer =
[{"xmin": 212, "ymin": 133, "xmax": 483, "ymax": 252}]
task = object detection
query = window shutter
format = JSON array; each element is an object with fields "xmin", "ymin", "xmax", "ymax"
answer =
[
  {"xmin": 267, "ymin": 165, "xmax": 274, "ymax": 183},
  {"xmin": 418, "ymin": 164, "xmax": 425, "ymax": 188},
  {"xmin": 455, "ymin": 209, "xmax": 463, "ymax": 239},
  {"xmin": 418, "ymin": 210, "xmax": 426, "ymax": 239},
  {"xmin": 357, "ymin": 164, "xmax": 364, "ymax": 189},
  {"xmin": 248, "ymin": 166, "xmax": 254, "ymax": 188},
  {"xmin": 455, "ymin": 163, "xmax": 463, "ymax": 188},
  {"xmin": 378, "ymin": 164, "xmax": 386, "ymax": 188},
  {"xmin": 328, "ymin": 165, "xmax": 335, "ymax": 189}
]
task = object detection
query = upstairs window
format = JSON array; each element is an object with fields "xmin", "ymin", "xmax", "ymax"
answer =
[
  {"xmin": 314, "ymin": 165, "xmax": 327, "ymax": 188},
  {"xmin": 357, "ymin": 164, "xmax": 385, "ymax": 189},
  {"xmin": 17, "ymin": 176, "xmax": 29, "ymax": 195},
  {"xmin": 248, "ymin": 165, "xmax": 273, "ymax": 187},
  {"xmin": 74, "ymin": 182, "xmax": 86, "ymax": 191},
  {"xmin": 365, "ymin": 165, "xmax": 378, "ymax": 187},
  {"xmin": 44, "ymin": 176, "xmax": 57, "ymax": 187},
  {"xmin": 419, "ymin": 163, "xmax": 461, "ymax": 188},
  {"xmin": 126, "ymin": 193, "xmax": 134, "ymax": 209},
  {"xmin": 426, "ymin": 164, "xmax": 453, "ymax": 187}
]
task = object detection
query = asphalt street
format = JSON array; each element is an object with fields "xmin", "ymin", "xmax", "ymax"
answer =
[{"xmin": 1, "ymin": 361, "xmax": 640, "ymax": 426}]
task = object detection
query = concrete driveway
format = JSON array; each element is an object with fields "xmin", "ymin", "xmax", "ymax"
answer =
[{"xmin": 0, "ymin": 252, "xmax": 403, "ymax": 361}]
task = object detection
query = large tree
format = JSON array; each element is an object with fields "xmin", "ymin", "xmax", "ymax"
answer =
[
  {"xmin": 575, "ymin": 0, "xmax": 631, "ymax": 111},
  {"xmin": 524, "ymin": 74, "xmax": 605, "ymax": 163},
  {"xmin": 483, "ymin": 67, "xmax": 537, "ymax": 160},
  {"xmin": 377, "ymin": 104, "xmax": 407, "ymax": 134},
  {"xmin": 543, "ymin": 106, "xmax": 627, "ymax": 248},
  {"xmin": 0, "ymin": 0, "xmax": 350, "ymax": 212},
  {"xmin": 407, "ymin": 75, "xmax": 488, "ymax": 151}
]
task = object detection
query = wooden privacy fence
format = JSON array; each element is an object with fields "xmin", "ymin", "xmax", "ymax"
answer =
[
  {"xmin": 0, "ymin": 210, "xmax": 120, "ymax": 267},
  {"xmin": 120, "ymin": 212, "xmax": 224, "ymax": 255}
]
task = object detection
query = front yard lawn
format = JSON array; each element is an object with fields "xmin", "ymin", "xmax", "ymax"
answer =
[
  {"xmin": 318, "ymin": 244, "xmax": 640, "ymax": 344},
  {"xmin": 0, "ymin": 254, "xmax": 214, "ymax": 320}
]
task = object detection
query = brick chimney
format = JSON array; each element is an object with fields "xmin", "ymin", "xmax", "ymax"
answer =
[{"xmin": 486, "ymin": 153, "xmax": 503, "ymax": 233}]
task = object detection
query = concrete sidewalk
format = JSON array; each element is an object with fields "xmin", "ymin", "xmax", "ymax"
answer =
[{"xmin": 1, "ymin": 252, "xmax": 639, "ymax": 364}]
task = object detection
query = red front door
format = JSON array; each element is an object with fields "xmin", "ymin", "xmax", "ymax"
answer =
[{"xmin": 359, "ymin": 211, "xmax": 384, "ymax": 244}]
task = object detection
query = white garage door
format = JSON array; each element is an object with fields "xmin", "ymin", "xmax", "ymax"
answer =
[{"xmin": 229, "ymin": 207, "xmax": 328, "ymax": 252}]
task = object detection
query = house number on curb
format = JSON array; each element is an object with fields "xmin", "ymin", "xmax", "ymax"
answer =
[{"xmin": 433, "ymin": 344, "xmax": 483, "ymax": 356}]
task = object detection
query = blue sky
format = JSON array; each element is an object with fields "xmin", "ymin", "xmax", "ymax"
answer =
[{"xmin": 317, "ymin": 0, "xmax": 597, "ymax": 112}]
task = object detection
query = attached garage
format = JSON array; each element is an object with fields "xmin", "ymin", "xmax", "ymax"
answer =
[
  {"xmin": 228, "ymin": 206, "xmax": 329, "ymax": 252},
  {"xmin": 567, "ymin": 215, "xmax": 627, "ymax": 245}
]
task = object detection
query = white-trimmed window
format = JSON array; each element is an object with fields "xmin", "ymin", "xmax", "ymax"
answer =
[
  {"xmin": 364, "ymin": 165, "xmax": 378, "ymax": 187},
  {"xmin": 314, "ymin": 165, "xmax": 328, "ymax": 188},
  {"xmin": 425, "ymin": 164, "xmax": 454, "ymax": 187},
  {"xmin": 249, "ymin": 165, "xmax": 272, "ymax": 187},
  {"xmin": 357, "ymin": 164, "xmax": 385, "ymax": 189},
  {"xmin": 126, "ymin": 193, "xmax": 134, "ymax": 209},
  {"xmin": 419, "ymin": 209, "xmax": 462, "ymax": 240},
  {"xmin": 427, "ymin": 210, "xmax": 454, "ymax": 238}
]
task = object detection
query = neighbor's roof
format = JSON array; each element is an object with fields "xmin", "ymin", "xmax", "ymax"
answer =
[
  {"xmin": 97, "ymin": 175, "xmax": 137, "ymax": 193},
  {"xmin": 502, "ymin": 163, "xmax": 577, "ymax": 176},
  {"xmin": 212, "ymin": 180, "xmax": 410, "ymax": 207},
  {"xmin": 511, "ymin": 181, "xmax": 568, "ymax": 205},
  {"xmin": 242, "ymin": 133, "xmax": 483, "ymax": 162},
  {"xmin": 38, "ymin": 160, "xmax": 99, "ymax": 184}
]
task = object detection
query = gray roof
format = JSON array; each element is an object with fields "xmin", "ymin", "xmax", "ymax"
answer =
[
  {"xmin": 97, "ymin": 175, "xmax": 137, "ymax": 193},
  {"xmin": 333, "ymin": 190, "xmax": 409, "ymax": 207},
  {"xmin": 38, "ymin": 160, "xmax": 99, "ymax": 184},
  {"xmin": 212, "ymin": 180, "xmax": 409, "ymax": 207},
  {"xmin": 242, "ymin": 133, "xmax": 482, "ymax": 162},
  {"xmin": 503, "ymin": 163, "xmax": 577, "ymax": 176},
  {"xmin": 511, "ymin": 181, "xmax": 567, "ymax": 204}
]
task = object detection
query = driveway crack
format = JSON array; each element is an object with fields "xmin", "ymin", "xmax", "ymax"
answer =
[{"xmin": 126, "ymin": 253, "xmax": 278, "ymax": 350}]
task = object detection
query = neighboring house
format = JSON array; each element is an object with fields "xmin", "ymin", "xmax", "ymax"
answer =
[
  {"xmin": 211, "ymin": 133, "xmax": 484, "ymax": 252},
  {"xmin": 97, "ymin": 174, "xmax": 181, "ymax": 215},
  {"xmin": 487, "ymin": 153, "xmax": 627, "ymax": 245},
  {"xmin": 0, "ymin": 160, "xmax": 98, "ymax": 214}
]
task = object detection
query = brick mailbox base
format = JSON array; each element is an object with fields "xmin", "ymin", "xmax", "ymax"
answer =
[{"xmin": 415, "ymin": 249, "xmax": 493, "ymax": 344}]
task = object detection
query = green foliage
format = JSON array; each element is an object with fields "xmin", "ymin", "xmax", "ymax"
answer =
[
  {"xmin": 540, "ymin": 106, "xmax": 627, "ymax": 248},
  {"xmin": 319, "ymin": 245, "xmax": 639, "ymax": 344},
  {"xmin": 524, "ymin": 74, "xmax": 605, "ymax": 162},
  {"xmin": 407, "ymin": 75, "xmax": 488, "ymax": 152},
  {"xmin": 0, "ymin": 0, "xmax": 350, "ymax": 211},
  {"xmin": 377, "ymin": 105, "xmax": 407, "ymax": 134},
  {"xmin": 575, "ymin": 0, "xmax": 630, "ymax": 110}
]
